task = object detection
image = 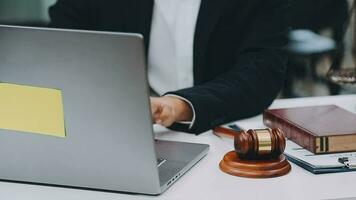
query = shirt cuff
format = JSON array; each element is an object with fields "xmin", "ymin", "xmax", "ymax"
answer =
[{"xmin": 164, "ymin": 94, "xmax": 196, "ymax": 129}]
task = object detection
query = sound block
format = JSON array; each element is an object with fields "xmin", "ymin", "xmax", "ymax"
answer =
[{"xmin": 220, "ymin": 151, "xmax": 291, "ymax": 178}]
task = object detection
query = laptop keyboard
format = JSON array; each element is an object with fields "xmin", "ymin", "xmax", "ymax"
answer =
[{"xmin": 157, "ymin": 158, "xmax": 166, "ymax": 167}]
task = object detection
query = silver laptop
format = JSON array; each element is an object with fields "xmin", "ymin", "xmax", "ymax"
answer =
[{"xmin": 0, "ymin": 25, "xmax": 209, "ymax": 195}]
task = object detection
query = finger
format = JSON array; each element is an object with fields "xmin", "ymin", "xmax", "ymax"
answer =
[
  {"xmin": 150, "ymin": 97, "xmax": 159, "ymax": 114},
  {"xmin": 153, "ymin": 107, "xmax": 162, "ymax": 121},
  {"xmin": 150, "ymin": 98, "xmax": 162, "ymax": 122},
  {"xmin": 158, "ymin": 106, "xmax": 175, "ymax": 127}
]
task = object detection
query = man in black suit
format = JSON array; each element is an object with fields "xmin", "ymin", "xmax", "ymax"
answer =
[{"xmin": 49, "ymin": 0, "xmax": 288, "ymax": 134}]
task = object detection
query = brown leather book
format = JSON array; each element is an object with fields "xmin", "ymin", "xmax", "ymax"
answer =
[{"xmin": 263, "ymin": 105, "xmax": 356, "ymax": 154}]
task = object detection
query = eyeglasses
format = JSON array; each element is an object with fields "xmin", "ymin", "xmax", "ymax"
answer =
[{"xmin": 326, "ymin": 0, "xmax": 356, "ymax": 85}]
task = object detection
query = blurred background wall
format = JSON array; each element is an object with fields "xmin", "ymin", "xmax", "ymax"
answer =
[{"xmin": 0, "ymin": 0, "xmax": 56, "ymax": 25}]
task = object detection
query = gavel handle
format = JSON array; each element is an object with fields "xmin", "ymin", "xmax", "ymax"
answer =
[{"xmin": 213, "ymin": 126, "xmax": 243, "ymax": 138}]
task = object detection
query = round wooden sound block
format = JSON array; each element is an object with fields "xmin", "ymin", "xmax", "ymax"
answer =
[{"xmin": 220, "ymin": 151, "xmax": 291, "ymax": 178}]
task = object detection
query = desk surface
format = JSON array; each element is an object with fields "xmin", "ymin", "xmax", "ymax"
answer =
[{"xmin": 1, "ymin": 95, "xmax": 356, "ymax": 200}]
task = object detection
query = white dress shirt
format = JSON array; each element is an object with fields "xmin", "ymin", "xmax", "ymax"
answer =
[{"xmin": 148, "ymin": 0, "xmax": 201, "ymax": 127}]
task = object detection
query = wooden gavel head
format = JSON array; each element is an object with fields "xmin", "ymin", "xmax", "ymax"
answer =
[{"xmin": 234, "ymin": 128, "xmax": 285, "ymax": 160}]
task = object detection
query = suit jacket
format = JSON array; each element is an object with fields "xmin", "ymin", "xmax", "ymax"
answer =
[{"xmin": 49, "ymin": 0, "xmax": 289, "ymax": 134}]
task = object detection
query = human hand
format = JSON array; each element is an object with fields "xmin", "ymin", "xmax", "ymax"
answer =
[{"xmin": 150, "ymin": 96, "xmax": 193, "ymax": 127}]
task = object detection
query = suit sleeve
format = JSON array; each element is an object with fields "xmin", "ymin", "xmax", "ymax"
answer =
[
  {"xmin": 167, "ymin": 0, "xmax": 290, "ymax": 134},
  {"xmin": 48, "ymin": 0, "xmax": 92, "ymax": 29}
]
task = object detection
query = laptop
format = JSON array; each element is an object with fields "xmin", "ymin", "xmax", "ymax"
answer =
[{"xmin": 0, "ymin": 25, "xmax": 209, "ymax": 195}]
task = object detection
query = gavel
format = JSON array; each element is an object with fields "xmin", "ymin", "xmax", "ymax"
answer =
[
  {"xmin": 214, "ymin": 127, "xmax": 286, "ymax": 160},
  {"xmin": 215, "ymin": 126, "xmax": 291, "ymax": 178}
]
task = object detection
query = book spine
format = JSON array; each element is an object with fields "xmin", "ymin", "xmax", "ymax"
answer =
[{"xmin": 263, "ymin": 111, "xmax": 317, "ymax": 154}]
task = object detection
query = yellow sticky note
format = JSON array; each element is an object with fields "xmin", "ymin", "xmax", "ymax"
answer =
[{"xmin": 0, "ymin": 83, "xmax": 65, "ymax": 138}]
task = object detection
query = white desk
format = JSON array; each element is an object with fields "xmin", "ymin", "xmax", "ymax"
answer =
[{"xmin": 1, "ymin": 95, "xmax": 356, "ymax": 200}]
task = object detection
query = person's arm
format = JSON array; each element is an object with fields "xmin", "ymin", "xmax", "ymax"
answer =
[
  {"xmin": 164, "ymin": 0, "xmax": 289, "ymax": 134},
  {"xmin": 48, "ymin": 0, "xmax": 92, "ymax": 29}
]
